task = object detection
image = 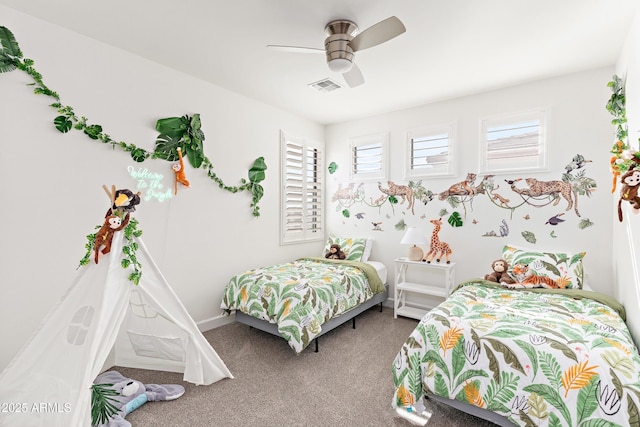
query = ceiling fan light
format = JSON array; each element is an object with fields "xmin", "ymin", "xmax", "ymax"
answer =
[{"xmin": 328, "ymin": 58, "xmax": 353, "ymax": 73}]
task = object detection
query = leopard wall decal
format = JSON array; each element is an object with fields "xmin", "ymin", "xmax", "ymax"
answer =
[
  {"xmin": 328, "ymin": 154, "xmax": 596, "ymax": 238},
  {"xmin": 506, "ymin": 178, "xmax": 580, "ymax": 217}
]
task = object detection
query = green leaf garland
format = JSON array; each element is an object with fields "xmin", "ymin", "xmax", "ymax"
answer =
[{"xmin": 0, "ymin": 26, "xmax": 266, "ymax": 217}]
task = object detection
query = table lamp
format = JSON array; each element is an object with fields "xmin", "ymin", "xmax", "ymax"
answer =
[{"xmin": 400, "ymin": 227, "xmax": 428, "ymax": 261}]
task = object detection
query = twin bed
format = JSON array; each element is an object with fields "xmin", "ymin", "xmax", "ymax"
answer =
[
  {"xmin": 220, "ymin": 236, "xmax": 388, "ymax": 353},
  {"xmin": 393, "ymin": 245, "xmax": 640, "ymax": 426},
  {"xmin": 220, "ymin": 239, "xmax": 640, "ymax": 426}
]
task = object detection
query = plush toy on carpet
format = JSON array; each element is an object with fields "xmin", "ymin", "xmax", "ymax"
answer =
[
  {"xmin": 92, "ymin": 370, "xmax": 185, "ymax": 427},
  {"xmin": 484, "ymin": 259, "xmax": 516, "ymax": 285}
]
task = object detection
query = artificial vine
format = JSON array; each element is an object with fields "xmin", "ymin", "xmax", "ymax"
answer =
[
  {"xmin": 90, "ymin": 383, "xmax": 119, "ymax": 426},
  {"xmin": 0, "ymin": 26, "xmax": 266, "ymax": 217},
  {"xmin": 606, "ymin": 75, "xmax": 640, "ymax": 192}
]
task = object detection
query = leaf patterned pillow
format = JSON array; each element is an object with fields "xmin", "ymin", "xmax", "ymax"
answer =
[
  {"xmin": 502, "ymin": 244, "xmax": 586, "ymax": 289},
  {"xmin": 323, "ymin": 236, "xmax": 367, "ymax": 261}
]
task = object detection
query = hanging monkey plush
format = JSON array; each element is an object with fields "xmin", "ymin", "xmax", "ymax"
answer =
[
  {"xmin": 93, "ymin": 213, "xmax": 130, "ymax": 263},
  {"xmin": 172, "ymin": 147, "xmax": 191, "ymax": 195},
  {"xmin": 618, "ymin": 168, "xmax": 640, "ymax": 222}
]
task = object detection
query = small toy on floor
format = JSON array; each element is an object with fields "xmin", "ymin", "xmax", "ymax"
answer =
[{"xmin": 92, "ymin": 370, "xmax": 185, "ymax": 427}]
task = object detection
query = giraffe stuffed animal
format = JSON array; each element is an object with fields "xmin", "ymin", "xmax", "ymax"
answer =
[{"xmin": 423, "ymin": 218, "xmax": 452, "ymax": 264}]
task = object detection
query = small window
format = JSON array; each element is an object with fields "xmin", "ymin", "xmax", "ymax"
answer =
[
  {"xmin": 479, "ymin": 109, "xmax": 548, "ymax": 174},
  {"xmin": 405, "ymin": 123, "xmax": 456, "ymax": 178},
  {"xmin": 280, "ymin": 131, "xmax": 324, "ymax": 244},
  {"xmin": 66, "ymin": 306, "xmax": 94, "ymax": 346},
  {"xmin": 349, "ymin": 132, "xmax": 388, "ymax": 181}
]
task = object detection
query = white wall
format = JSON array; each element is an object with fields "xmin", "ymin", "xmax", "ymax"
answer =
[
  {"xmin": 0, "ymin": 6, "xmax": 324, "ymax": 370},
  {"xmin": 325, "ymin": 67, "xmax": 616, "ymax": 309},
  {"xmin": 613, "ymin": 6, "xmax": 640, "ymax": 346},
  {"xmin": 2, "ymin": 4, "xmax": 636, "ymax": 373}
]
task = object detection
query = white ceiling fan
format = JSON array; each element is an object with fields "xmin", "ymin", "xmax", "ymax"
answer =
[{"xmin": 267, "ymin": 16, "xmax": 406, "ymax": 88}]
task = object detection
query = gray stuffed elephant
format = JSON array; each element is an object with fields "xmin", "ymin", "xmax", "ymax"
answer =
[{"xmin": 93, "ymin": 370, "xmax": 185, "ymax": 427}]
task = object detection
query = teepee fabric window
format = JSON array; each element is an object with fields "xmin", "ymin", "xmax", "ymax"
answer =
[
  {"xmin": 479, "ymin": 109, "xmax": 548, "ymax": 174},
  {"xmin": 280, "ymin": 131, "xmax": 324, "ymax": 244},
  {"xmin": 67, "ymin": 306, "xmax": 94, "ymax": 345}
]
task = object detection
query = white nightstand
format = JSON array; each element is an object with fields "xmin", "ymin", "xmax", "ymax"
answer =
[{"xmin": 393, "ymin": 258, "xmax": 456, "ymax": 320}]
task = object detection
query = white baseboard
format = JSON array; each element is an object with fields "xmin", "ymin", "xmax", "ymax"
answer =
[{"xmin": 197, "ymin": 313, "xmax": 235, "ymax": 332}]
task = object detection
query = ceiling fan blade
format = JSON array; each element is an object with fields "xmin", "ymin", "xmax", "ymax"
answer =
[
  {"xmin": 349, "ymin": 16, "xmax": 406, "ymax": 52},
  {"xmin": 343, "ymin": 63, "xmax": 364, "ymax": 88},
  {"xmin": 266, "ymin": 44, "xmax": 324, "ymax": 54}
]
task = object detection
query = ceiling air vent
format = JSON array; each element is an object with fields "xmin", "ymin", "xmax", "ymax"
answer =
[{"xmin": 308, "ymin": 78, "xmax": 342, "ymax": 92}]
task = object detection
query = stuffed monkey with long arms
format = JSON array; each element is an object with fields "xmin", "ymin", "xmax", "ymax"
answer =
[{"xmin": 172, "ymin": 147, "xmax": 191, "ymax": 195}]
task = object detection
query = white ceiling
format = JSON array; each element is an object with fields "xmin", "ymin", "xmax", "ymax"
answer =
[{"xmin": 1, "ymin": 0, "xmax": 637, "ymax": 125}]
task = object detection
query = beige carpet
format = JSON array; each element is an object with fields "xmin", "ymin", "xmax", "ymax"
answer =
[{"xmin": 117, "ymin": 306, "xmax": 497, "ymax": 426}]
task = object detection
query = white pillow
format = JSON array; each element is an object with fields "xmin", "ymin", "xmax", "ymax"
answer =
[{"xmin": 362, "ymin": 238, "xmax": 374, "ymax": 262}]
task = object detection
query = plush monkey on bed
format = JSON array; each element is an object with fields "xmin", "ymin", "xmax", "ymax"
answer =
[
  {"xmin": 325, "ymin": 244, "xmax": 346, "ymax": 260},
  {"xmin": 484, "ymin": 259, "xmax": 516, "ymax": 285}
]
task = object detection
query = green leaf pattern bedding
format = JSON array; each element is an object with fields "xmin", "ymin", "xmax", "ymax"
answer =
[
  {"xmin": 221, "ymin": 257, "xmax": 384, "ymax": 353},
  {"xmin": 392, "ymin": 281, "xmax": 640, "ymax": 426}
]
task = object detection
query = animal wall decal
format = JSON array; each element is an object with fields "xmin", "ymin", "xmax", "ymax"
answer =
[
  {"xmin": 482, "ymin": 219, "xmax": 509, "ymax": 237},
  {"xmin": 377, "ymin": 181, "xmax": 415, "ymax": 214},
  {"xmin": 331, "ymin": 183, "xmax": 362, "ymax": 207},
  {"xmin": 438, "ymin": 173, "xmax": 478, "ymax": 200},
  {"xmin": 506, "ymin": 178, "xmax": 580, "ymax": 216},
  {"xmin": 329, "ymin": 154, "xmax": 596, "ymax": 243},
  {"xmin": 546, "ymin": 213, "xmax": 565, "ymax": 225},
  {"xmin": 331, "ymin": 180, "xmax": 433, "ymax": 215}
]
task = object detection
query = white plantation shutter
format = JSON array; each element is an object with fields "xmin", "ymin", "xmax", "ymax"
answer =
[
  {"xmin": 479, "ymin": 110, "xmax": 547, "ymax": 174},
  {"xmin": 353, "ymin": 143, "xmax": 383, "ymax": 175},
  {"xmin": 281, "ymin": 132, "xmax": 323, "ymax": 244},
  {"xmin": 405, "ymin": 123, "xmax": 456, "ymax": 178},
  {"xmin": 349, "ymin": 133, "xmax": 388, "ymax": 181}
]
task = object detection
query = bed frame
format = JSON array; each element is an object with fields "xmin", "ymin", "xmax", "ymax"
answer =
[
  {"xmin": 425, "ymin": 393, "xmax": 513, "ymax": 426},
  {"xmin": 234, "ymin": 284, "xmax": 389, "ymax": 352}
]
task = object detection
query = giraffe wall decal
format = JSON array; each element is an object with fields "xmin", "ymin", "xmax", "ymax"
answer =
[{"xmin": 423, "ymin": 218, "xmax": 452, "ymax": 264}]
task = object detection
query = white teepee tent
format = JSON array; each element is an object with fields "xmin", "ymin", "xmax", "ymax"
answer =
[{"xmin": 0, "ymin": 231, "xmax": 233, "ymax": 427}]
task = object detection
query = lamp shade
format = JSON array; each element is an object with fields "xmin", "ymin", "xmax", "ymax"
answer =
[
  {"xmin": 400, "ymin": 227, "xmax": 428, "ymax": 245},
  {"xmin": 400, "ymin": 227, "xmax": 428, "ymax": 261}
]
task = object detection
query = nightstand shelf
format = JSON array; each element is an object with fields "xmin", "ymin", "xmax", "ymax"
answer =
[{"xmin": 394, "ymin": 258, "xmax": 456, "ymax": 320}]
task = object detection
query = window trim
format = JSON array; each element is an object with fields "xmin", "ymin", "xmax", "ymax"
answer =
[
  {"xmin": 349, "ymin": 132, "xmax": 389, "ymax": 182},
  {"xmin": 404, "ymin": 122, "xmax": 457, "ymax": 179},
  {"xmin": 280, "ymin": 131, "xmax": 324, "ymax": 245},
  {"xmin": 478, "ymin": 108, "xmax": 549, "ymax": 175}
]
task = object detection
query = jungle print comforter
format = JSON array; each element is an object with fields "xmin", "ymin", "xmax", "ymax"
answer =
[
  {"xmin": 221, "ymin": 257, "xmax": 385, "ymax": 353},
  {"xmin": 392, "ymin": 281, "xmax": 640, "ymax": 427}
]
